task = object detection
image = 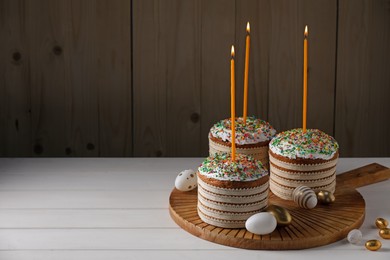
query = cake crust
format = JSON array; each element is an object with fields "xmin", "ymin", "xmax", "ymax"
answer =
[
  {"xmin": 209, "ymin": 134, "xmax": 269, "ymax": 149},
  {"xmin": 197, "ymin": 153, "xmax": 270, "ymax": 228},
  {"xmin": 269, "ymin": 149, "xmax": 339, "ymax": 165},
  {"xmin": 197, "ymin": 171, "xmax": 269, "ymax": 189},
  {"xmin": 268, "ymin": 131, "xmax": 339, "ymax": 201}
]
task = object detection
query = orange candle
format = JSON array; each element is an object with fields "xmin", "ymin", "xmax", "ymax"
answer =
[
  {"xmin": 243, "ymin": 22, "xmax": 250, "ymax": 124},
  {"xmin": 303, "ymin": 25, "xmax": 308, "ymax": 133},
  {"xmin": 231, "ymin": 45, "xmax": 236, "ymax": 161}
]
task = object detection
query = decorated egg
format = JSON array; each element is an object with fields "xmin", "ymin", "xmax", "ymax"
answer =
[
  {"xmin": 175, "ymin": 169, "xmax": 197, "ymax": 191},
  {"xmin": 347, "ymin": 229, "xmax": 362, "ymax": 244},
  {"xmin": 245, "ymin": 212, "xmax": 277, "ymax": 235},
  {"xmin": 317, "ymin": 190, "xmax": 335, "ymax": 205},
  {"xmin": 292, "ymin": 186, "xmax": 317, "ymax": 209},
  {"xmin": 379, "ymin": 228, "xmax": 390, "ymax": 239},
  {"xmin": 375, "ymin": 217, "xmax": 388, "ymax": 229},
  {"xmin": 365, "ymin": 240, "xmax": 381, "ymax": 251},
  {"xmin": 266, "ymin": 204, "xmax": 292, "ymax": 226}
]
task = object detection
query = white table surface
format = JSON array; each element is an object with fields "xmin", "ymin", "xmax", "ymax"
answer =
[{"xmin": 0, "ymin": 158, "xmax": 389, "ymax": 260}]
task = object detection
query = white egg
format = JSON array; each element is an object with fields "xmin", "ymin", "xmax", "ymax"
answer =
[
  {"xmin": 175, "ymin": 169, "xmax": 197, "ymax": 191},
  {"xmin": 245, "ymin": 212, "xmax": 277, "ymax": 235},
  {"xmin": 347, "ymin": 229, "xmax": 362, "ymax": 244}
]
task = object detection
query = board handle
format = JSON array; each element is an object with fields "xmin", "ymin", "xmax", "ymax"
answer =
[{"xmin": 336, "ymin": 163, "xmax": 390, "ymax": 189}]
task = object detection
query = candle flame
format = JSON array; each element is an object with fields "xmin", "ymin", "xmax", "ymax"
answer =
[
  {"xmin": 246, "ymin": 22, "xmax": 250, "ymax": 34},
  {"xmin": 231, "ymin": 45, "xmax": 235, "ymax": 58},
  {"xmin": 304, "ymin": 25, "xmax": 308, "ymax": 37}
]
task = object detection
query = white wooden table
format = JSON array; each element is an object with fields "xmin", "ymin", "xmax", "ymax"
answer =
[{"xmin": 0, "ymin": 158, "xmax": 389, "ymax": 260}]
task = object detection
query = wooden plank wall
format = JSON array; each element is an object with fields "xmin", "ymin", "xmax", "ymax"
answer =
[
  {"xmin": 0, "ymin": 0, "xmax": 132, "ymax": 157},
  {"xmin": 335, "ymin": 0, "xmax": 390, "ymax": 156},
  {"xmin": 0, "ymin": 0, "xmax": 389, "ymax": 157}
]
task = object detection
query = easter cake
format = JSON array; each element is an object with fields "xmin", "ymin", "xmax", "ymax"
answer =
[
  {"xmin": 197, "ymin": 152, "xmax": 269, "ymax": 228},
  {"xmin": 269, "ymin": 128, "xmax": 339, "ymax": 200},
  {"xmin": 209, "ymin": 116, "xmax": 276, "ymax": 168}
]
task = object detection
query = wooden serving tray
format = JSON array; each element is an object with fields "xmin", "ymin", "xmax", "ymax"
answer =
[{"xmin": 169, "ymin": 163, "xmax": 390, "ymax": 250}]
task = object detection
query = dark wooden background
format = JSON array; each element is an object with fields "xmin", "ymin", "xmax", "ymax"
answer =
[{"xmin": 0, "ymin": 0, "xmax": 389, "ymax": 157}]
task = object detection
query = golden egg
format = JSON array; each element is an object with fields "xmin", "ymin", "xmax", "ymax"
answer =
[
  {"xmin": 316, "ymin": 190, "xmax": 335, "ymax": 205},
  {"xmin": 375, "ymin": 218, "xmax": 388, "ymax": 229},
  {"xmin": 379, "ymin": 228, "xmax": 390, "ymax": 239},
  {"xmin": 365, "ymin": 240, "xmax": 382, "ymax": 251},
  {"xmin": 266, "ymin": 204, "xmax": 292, "ymax": 226}
]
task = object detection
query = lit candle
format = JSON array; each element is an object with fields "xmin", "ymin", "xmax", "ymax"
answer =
[
  {"xmin": 243, "ymin": 22, "xmax": 250, "ymax": 124},
  {"xmin": 303, "ymin": 25, "xmax": 308, "ymax": 133},
  {"xmin": 231, "ymin": 45, "xmax": 236, "ymax": 161}
]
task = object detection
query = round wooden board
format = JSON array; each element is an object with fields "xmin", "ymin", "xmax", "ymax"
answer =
[{"xmin": 169, "ymin": 187, "xmax": 365, "ymax": 250}]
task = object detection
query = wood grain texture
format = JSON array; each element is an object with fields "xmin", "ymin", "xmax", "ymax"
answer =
[
  {"xmin": 96, "ymin": 0, "xmax": 132, "ymax": 156},
  {"xmin": 0, "ymin": 190, "xmax": 169, "ymax": 209},
  {"xmin": 0, "ymin": 209, "xmax": 176, "ymax": 228},
  {"xmin": 1, "ymin": 250, "xmax": 390, "ymax": 260},
  {"xmin": 335, "ymin": 0, "xmax": 390, "ymax": 156},
  {"xmin": 0, "ymin": 0, "xmax": 131, "ymax": 156},
  {"xmin": 27, "ymin": 0, "xmax": 97, "ymax": 156},
  {"xmin": 170, "ymin": 183, "xmax": 365, "ymax": 250},
  {"xmin": 170, "ymin": 163, "xmax": 390, "ymax": 249},
  {"xmin": 235, "ymin": 0, "xmax": 271, "ymax": 123},
  {"xmin": 267, "ymin": 0, "xmax": 337, "ymax": 135},
  {"xmin": 1, "ymin": 0, "xmax": 389, "ymax": 157},
  {"xmin": 0, "ymin": 229, "xmax": 222, "ymax": 250},
  {"xmin": 0, "ymin": 158, "xmax": 389, "ymax": 257},
  {"xmin": 0, "ymin": 0, "xmax": 32, "ymax": 156},
  {"xmin": 169, "ymin": 163, "xmax": 389, "ymax": 249},
  {"xmin": 29, "ymin": 0, "xmax": 132, "ymax": 156},
  {"xmin": 200, "ymin": 0, "xmax": 235, "ymax": 156},
  {"xmin": 337, "ymin": 163, "xmax": 390, "ymax": 189},
  {"xmin": 133, "ymin": 0, "xmax": 201, "ymax": 157}
]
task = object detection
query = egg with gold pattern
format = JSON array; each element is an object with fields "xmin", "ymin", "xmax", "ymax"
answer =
[{"xmin": 292, "ymin": 186, "xmax": 317, "ymax": 209}]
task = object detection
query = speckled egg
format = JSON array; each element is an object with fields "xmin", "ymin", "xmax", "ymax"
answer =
[
  {"xmin": 266, "ymin": 204, "xmax": 292, "ymax": 226},
  {"xmin": 317, "ymin": 190, "xmax": 335, "ymax": 205},
  {"xmin": 292, "ymin": 186, "xmax": 317, "ymax": 209},
  {"xmin": 245, "ymin": 212, "xmax": 277, "ymax": 235},
  {"xmin": 175, "ymin": 169, "xmax": 197, "ymax": 191},
  {"xmin": 347, "ymin": 229, "xmax": 362, "ymax": 244},
  {"xmin": 365, "ymin": 240, "xmax": 382, "ymax": 251}
]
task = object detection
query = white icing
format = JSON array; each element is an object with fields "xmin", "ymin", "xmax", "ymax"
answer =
[
  {"xmin": 209, "ymin": 116, "xmax": 276, "ymax": 145},
  {"xmin": 198, "ymin": 153, "xmax": 268, "ymax": 182},
  {"xmin": 269, "ymin": 128, "xmax": 339, "ymax": 160}
]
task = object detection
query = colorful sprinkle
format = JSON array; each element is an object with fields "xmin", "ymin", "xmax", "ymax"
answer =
[
  {"xmin": 210, "ymin": 116, "xmax": 276, "ymax": 145},
  {"xmin": 198, "ymin": 153, "xmax": 268, "ymax": 181},
  {"xmin": 269, "ymin": 128, "xmax": 339, "ymax": 160}
]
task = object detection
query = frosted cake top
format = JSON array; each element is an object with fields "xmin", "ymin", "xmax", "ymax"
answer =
[
  {"xmin": 269, "ymin": 128, "xmax": 339, "ymax": 160},
  {"xmin": 209, "ymin": 116, "xmax": 276, "ymax": 145},
  {"xmin": 198, "ymin": 152, "xmax": 268, "ymax": 182}
]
